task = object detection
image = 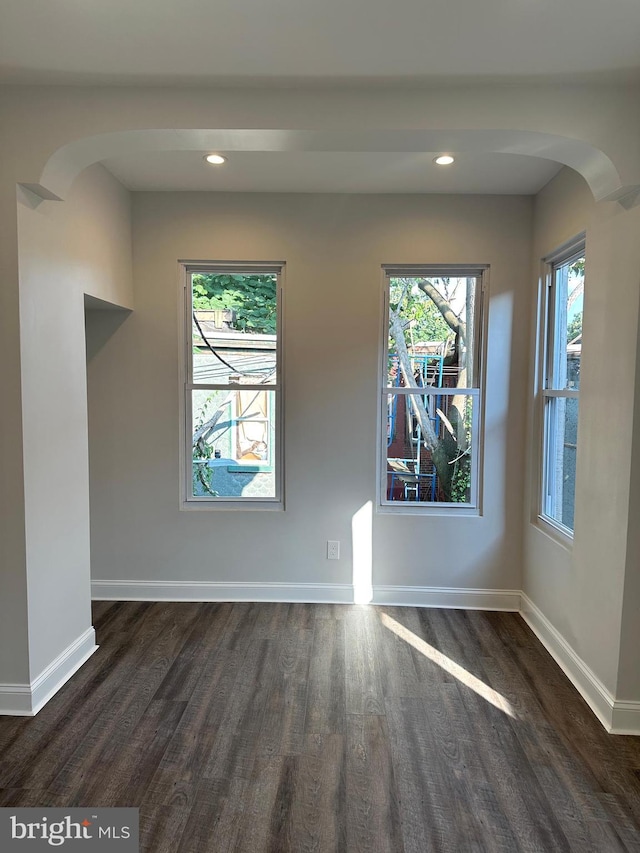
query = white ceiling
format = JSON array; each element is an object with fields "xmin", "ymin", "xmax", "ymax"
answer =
[
  {"xmin": 102, "ymin": 150, "xmax": 562, "ymax": 194},
  {"xmin": 1, "ymin": 0, "xmax": 639, "ymax": 85},
  {"xmin": 5, "ymin": 0, "xmax": 635, "ymax": 194}
]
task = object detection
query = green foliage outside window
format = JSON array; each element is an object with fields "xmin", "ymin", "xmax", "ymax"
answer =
[
  {"xmin": 449, "ymin": 397, "xmax": 473, "ymax": 503},
  {"xmin": 389, "ymin": 279, "xmax": 451, "ymax": 347},
  {"xmin": 567, "ymin": 311, "xmax": 582, "ymax": 343},
  {"xmin": 192, "ymin": 273, "xmax": 277, "ymax": 334},
  {"xmin": 192, "ymin": 392, "xmax": 229, "ymax": 497}
]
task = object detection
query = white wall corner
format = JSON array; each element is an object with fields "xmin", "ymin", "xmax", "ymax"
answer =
[
  {"xmin": 519, "ymin": 593, "xmax": 619, "ymax": 733},
  {"xmin": 0, "ymin": 628, "xmax": 98, "ymax": 717}
]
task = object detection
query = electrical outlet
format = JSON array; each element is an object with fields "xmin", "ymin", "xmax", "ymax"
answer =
[{"xmin": 327, "ymin": 540, "xmax": 340, "ymax": 560}]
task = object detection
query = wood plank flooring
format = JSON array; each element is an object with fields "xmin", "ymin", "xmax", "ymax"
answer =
[{"xmin": 1, "ymin": 602, "xmax": 640, "ymax": 851}]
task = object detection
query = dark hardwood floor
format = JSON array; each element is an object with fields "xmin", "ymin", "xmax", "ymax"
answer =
[{"xmin": 1, "ymin": 602, "xmax": 640, "ymax": 852}]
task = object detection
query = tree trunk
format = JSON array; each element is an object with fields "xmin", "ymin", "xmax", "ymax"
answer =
[
  {"xmin": 416, "ymin": 280, "xmax": 466, "ymax": 345},
  {"xmin": 449, "ymin": 276, "xmax": 474, "ymax": 450},
  {"xmin": 389, "ymin": 309, "xmax": 438, "ymax": 448},
  {"xmin": 389, "ymin": 308, "xmax": 453, "ymax": 499}
]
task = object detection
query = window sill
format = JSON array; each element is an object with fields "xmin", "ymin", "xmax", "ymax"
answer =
[
  {"xmin": 534, "ymin": 514, "xmax": 573, "ymax": 549},
  {"xmin": 225, "ymin": 465, "xmax": 274, "ymax": 473},
  {"xmin": 181, "ymin": 499, "xmax": 283, "ymax": 512},
  {"xmin": 378, "ymin": 502, "xmax": 480, "ymax": 517}
]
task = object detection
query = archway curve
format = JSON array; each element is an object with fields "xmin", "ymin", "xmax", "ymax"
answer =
[{"xmin": 22, "ymin": 127, "xmax": 631, "ymax": 205}]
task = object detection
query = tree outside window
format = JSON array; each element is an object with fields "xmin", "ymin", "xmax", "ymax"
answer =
[
  {"xmin": 382, "ymin": 268, "xmax": 485, "ymax": 509},
  {"xmin": 184, "ymin": 267, "xmax": 282, "ymax": 506}
]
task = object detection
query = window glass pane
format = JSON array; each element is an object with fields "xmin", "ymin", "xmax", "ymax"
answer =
[
  {"xmin": 192, "ymin": 389, "xmax": 276, "ymax": 499},
  {"xmin": 386, "ymin": 392, "xmax": 474, "ymax": 504},
  {"xmin": 543, "ymin": 396, "xmax": 578, "ymax": 531},
  {"xmin": 192, "ymin": 273, "xmax": 277, "ymax": 385},
  {"xmin": 552, "ymin": 256, "xmax": 584, "ymax": 390},
  {"xmin": 388, "ymin": 276, "xmax": 477, "ymax": 388}
]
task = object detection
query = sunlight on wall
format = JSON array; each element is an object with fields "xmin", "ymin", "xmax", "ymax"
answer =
[
  {"xmin": 380, "ymin": 612, "xmax": 515, "ymax": 717},
  {"xmin": 485, "ymin": 291, "xmax": 513, "ymax": 427},
  {"xmin": 352, "ymin": 501, "xmax": 373, "ymax": 604}
]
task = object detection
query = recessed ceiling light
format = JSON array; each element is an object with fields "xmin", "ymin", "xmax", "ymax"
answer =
[
  {"xmin": 434, "ymin": 154, "xmax": 455, "ymax": 166},
  {"xmin": 204, "ymin": 153, "xmax": 227, "ymax": 165}
]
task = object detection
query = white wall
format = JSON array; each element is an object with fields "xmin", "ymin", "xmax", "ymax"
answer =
[
  {"xmin": 0, "ymin": 181, "xmax": 29, "ymax": 686},
  {"xmin": 618, "ymin": 315, "xmax": 640, "ymax": 700},
  {"xmin": 87, "ymin": 191, "xmax": 532, "ymax": 595},
  {"xmin": 524, "ymin": 167, "xmax": 640, "ymax": 698},
  {"xmin": 523, "ymin": 169, "xmax": 594, "ymax": 644},
  {"xmin": 16, "ymin": 164, "xmax": 132, "ymax": 681}
]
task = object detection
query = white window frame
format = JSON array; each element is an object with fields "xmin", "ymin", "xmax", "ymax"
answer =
[
  {"xmin": 378, "ymin": 265, "xmax": 488, "ymax": 515},
  {"xmin": 179, "ymin": 261, "xmax": 285, "ymax": 510},
  {"xmin": 538, "ymin": 237, "xmax": 585, "ymax": 538}
]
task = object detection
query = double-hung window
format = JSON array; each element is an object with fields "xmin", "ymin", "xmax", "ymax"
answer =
[
  {"xmin": 540, "ymin": 242, "xmax": 585, "ymax": 534},
  {"xmin": 380, "ymin": 266, "xmax": 486, "ymax": 512},
  {"xmin": 182, "ymin": 263, "xmax": 284, "ymax": 508}
]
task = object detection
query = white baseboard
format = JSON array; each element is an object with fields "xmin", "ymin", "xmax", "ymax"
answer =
[
  {"xmin": 0, "ymin": 684, "xmax": 32, "ymax": 716},
  {"xmin": 0, "ymin": 628, "xmax": 98, "ymax": 717},
  {"xmin": 92, "ymin": 580, "xmax": 355, "ymax": 604},
  {"xmin": 92, "ymin": 579, "xmax": 521, "ymax": 611},
  {"xmin": 374, "ymin": 585, "xmax": 521, "ymax": 611},
  {"xmin": 610, "ymin": 701, "xmax": 640, "ymax": 735},
  {"xmin": 520, "ymin": 593, "xmax": 640, "ymax": 735}
]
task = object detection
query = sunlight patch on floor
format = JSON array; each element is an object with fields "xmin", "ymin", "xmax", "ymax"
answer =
[{"xmin": 380, "ymin": 612, "xmax": 515, "ymax": 717}]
